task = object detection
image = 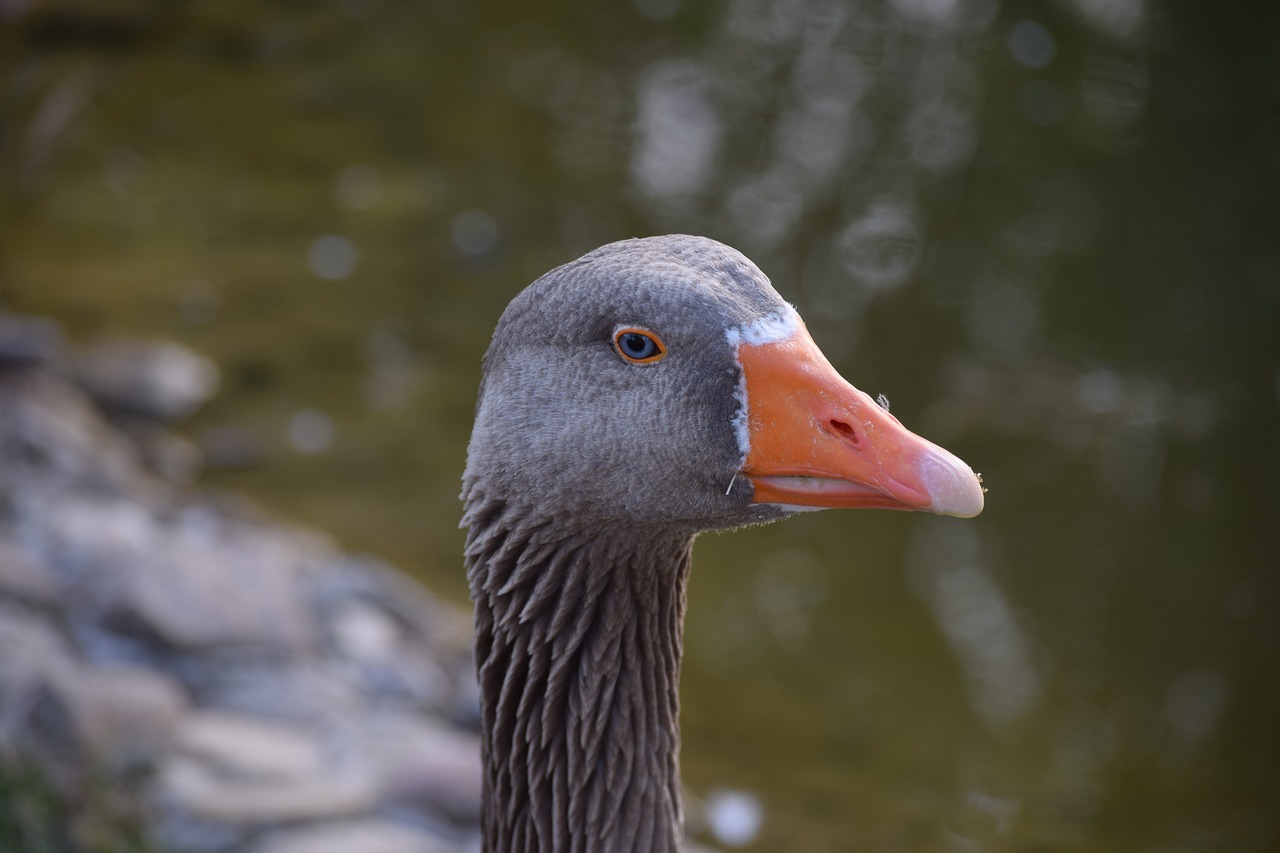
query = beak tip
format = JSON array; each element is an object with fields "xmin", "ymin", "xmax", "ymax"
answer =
[{"xmin": 918, "ymin": 447, "xmax": 986, "ymax": 518}]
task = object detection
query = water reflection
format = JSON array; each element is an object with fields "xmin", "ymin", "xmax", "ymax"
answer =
[
  {"xmin": 633, "ymin": 60, "xmax": 720, "ymax": 202},
  {"xmin": 451, "ymin": 209, "xmax": 500, "ymax": 259},
  {"xmin": 905, "ymin": 519, "xmax": 1041, "ymax": 726}
]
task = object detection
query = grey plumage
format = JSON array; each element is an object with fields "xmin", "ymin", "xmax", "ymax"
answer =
[{"xmin": 463, "ymin": 236, "xmax": 796, "ymax": 851}]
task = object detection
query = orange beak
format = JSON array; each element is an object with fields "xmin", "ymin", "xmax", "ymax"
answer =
[{"xmin": 738, "ymin": 324, "xmax": 984, "ymax": 518}]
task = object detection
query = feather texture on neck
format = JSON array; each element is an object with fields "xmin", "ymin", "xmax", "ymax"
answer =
[{"xmin": 464, "ymin": 490, "xmax": 694, "ymax": 853}]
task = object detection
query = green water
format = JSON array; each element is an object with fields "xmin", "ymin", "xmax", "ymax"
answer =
[{"xmin": 3, "ymin": 1, "xmax": 1278, "ymax": 850}]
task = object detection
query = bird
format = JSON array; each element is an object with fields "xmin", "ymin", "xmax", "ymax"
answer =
[{"xmin": 462, "ymin": 235, "xmax": 983, "ymax": 852}]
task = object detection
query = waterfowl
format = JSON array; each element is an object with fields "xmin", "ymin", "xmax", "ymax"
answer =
[{"xmin": 462, "ymin": 235, "xmax": 983, "ymax": 852}]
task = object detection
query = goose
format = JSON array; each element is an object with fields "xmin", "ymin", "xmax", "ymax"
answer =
[{"xmin": 462, "ymin": 235, "xmax": 983, "ymax": 852}]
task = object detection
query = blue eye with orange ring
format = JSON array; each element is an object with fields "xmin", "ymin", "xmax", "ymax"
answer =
[{"xmin": 612, "ymin": 327, "xmax": 667, "ymax": 364}]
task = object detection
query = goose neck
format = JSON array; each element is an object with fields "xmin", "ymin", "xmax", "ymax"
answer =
[{"xmin": 465, "ymin": 500, "xmax": 694, "ymax": 852}]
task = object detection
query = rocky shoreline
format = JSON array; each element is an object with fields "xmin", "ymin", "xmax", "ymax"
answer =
[{"xmin": 0, "ymin": 313, "xmax": 484, "ymax": 852}]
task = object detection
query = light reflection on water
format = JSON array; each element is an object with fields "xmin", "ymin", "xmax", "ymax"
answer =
[
  {"xmin": 905, "ymin": 519, "xmax": 1041, "ymax": 727},
  {"xmin": 3, "ymin": 0, "xmax": 1278, "ymax": 850}
]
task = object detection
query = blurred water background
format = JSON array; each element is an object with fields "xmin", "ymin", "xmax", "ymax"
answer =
[{"xmin": 2, "ymin": 0, "xmax": 1278, "ymax": 850}]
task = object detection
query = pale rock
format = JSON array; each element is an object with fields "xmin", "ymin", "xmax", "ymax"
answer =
[
  {"xmin": 359, "ymin": 713, "xmax": 483, "ymax": 823},
  {"xmin": 247, "ymin": 819, "xmax": 465, "ymax": 853},
  {"xmin": 198, "ymin": 660, "xmax": 366, "ymax": 725},
  {"xmin": 72, "ymin": 339, "xmax": 220, "ymax": 422},
  {"xmin": 156, "ymin": 753, "xmax": 378, "ymax": 824},
  {"xmin": 0, "ymin": 609, "xmax": 186, "ymax": 771},
  {"xmin": 124, "ymin": 422, "xmax": 204, "ymax": 483},
  {"xmin": 59, "ymin": 664, "xmax": 188, "ymax": 769},
  {"xmin": 0, "ymin": 537, "xmax": 63, "ymax": 606},
  {"xmin": 311, "ymin": 559, "xmax": 474, "ymax": 712},
  {"xmin": 159, "ymin": 711, "xmax": 382, "ymax": 825},
  {"xmin": 0, "ymin": 370, "xmax": 143, "ymax": 484},
  {"xmin": 43, "ymin": 496, "xmax": 318, "ymax": 653},
  {"xmin": 175, "ymin": 711, "xmax": 325, "ymax": 779},
  {"xmin": 0, "ymin": 604, "xmax": 80, "ymax": 759},
  {"xmin": 332, "ymin": 600, "xmax": 401, "ymax": 664}
]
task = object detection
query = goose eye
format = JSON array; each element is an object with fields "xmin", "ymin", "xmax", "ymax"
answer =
[{"xmin": 612, "ymin": 327, "xmax": 667, "ymax": 364}]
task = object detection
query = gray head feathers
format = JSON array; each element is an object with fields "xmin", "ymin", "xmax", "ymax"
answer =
[{"xmin": 464, "ymin": 235, "xmax": 791, "ymax": 531}]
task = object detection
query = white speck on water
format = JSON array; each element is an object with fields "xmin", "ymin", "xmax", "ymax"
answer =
[
  {"xmin": 308, "ymin": 235, "xmax": 358, "ymax": 280},
  {"xmin": 452, "ymin": 209, "xmax": 499, "ymax": 257},
  {"xmin": 632, "ymin": 60, "xmax": 721, "ymax": 200},
  {"xmin": 705, "ymin": 788, "xmax": 764, "ymax": 847},
  {"xmin": 838, "ymin": 201, "xmax": 921, "ymax": 291},
  {"xmin": 288, "ymin": 408, "xmax": 334, "ymax": 454},
  {"xmin": 1008, "ymin": 20, "xmax": 1057, "ymax": 69},
  {"xmin": 1078, "ymin": 368, "xmax": 1123, "ymax": 414}
]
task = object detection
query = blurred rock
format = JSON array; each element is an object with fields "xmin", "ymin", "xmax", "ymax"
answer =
[
  {"xmin": 125, "ymin": 423, "xmax": 205, "ymax": 483},
  {"xmin": 0, "ymin": 606, "xmax": 188, "ymax": 774},
  {"xmin": 0, "ymin": 315, "xmax": 484, "ymax": 852},
  {"xmin": 156, "ymin": 752, "xmax": 377, "ymax": 824},
  {"xmin": 195, "ymin": 660, "xmax": 365, "ymax": 725},
  {"xmin": 0, "ymin": 537, "xmax": 63, "ymax": 607},
  {"xmin": 247, "ymin": 820, "xmax": 463, "ymax": 853},
  {"xmin": 38, "ymin": 495, "xmax": 321, "ymax": 653},
  {"xmin": 62, "ymin": 664, "xmax": 189, "ymax": 770},
  {"xmin": 357, "ymin": 712, "xmax": 483, "ymax": 824},
  {"xmin": 72, "ymin": 339, "xmax": 220, "ymax": 422},
  {"xmin": 0, "ymin": 603, "xmax": 81, "ymax": 768},
  {"xmin": 311, "ymin": 557, "xmax": 476, "ymax": 720},
  {"xmin": 0, "ymin": 369, "xmax": 144, "ymax": 486},
  {"xmin": 175, "ymin": 712, "xmax": 326, "ymax": 779},
  {"xmin": 0, "ymin": 312, "xmax": 63, "ymax": 365}
]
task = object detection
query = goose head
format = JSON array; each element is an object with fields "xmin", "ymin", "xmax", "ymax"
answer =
[{"xmin": 464, "ymin": 234, "xmax": 983, "ymax": 530}]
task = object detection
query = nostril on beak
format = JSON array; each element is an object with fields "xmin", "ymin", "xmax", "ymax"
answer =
[{"xmin": 829, "ymin": 419, "xmax": 859, "ymax": 445}]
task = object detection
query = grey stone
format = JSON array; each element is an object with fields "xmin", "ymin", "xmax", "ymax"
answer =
[
  {"xmin": 61, "ymin": 664, "xmax": 188, "ymax": 770},
  {"xmin": 125, "ymin": 423, "xmax": 204, "ymax": 484},
  {"xmin": 0, "ymin": 313, "xmax": 63, "ymax": 365},
  {"xmin": 313, "ymin": 557, "xmax": 473, "ymax": 657},
  {"xmin": 247, "ymin": 820, "xmax": 466, "ymax": 853},
  {"xmin": 324, "ymin": 599, "xmax": 452, "ymax": 711},
  {"xmin": 175, "ymin": 711, "xmax": 325, "ymax": 779},
  {"xmin": 0, "ymin": 606, "xmax": 186, "ymax": 771},
  {"xmin": 0, "ymin": 537, "xmax": 63, "ymax": 606},
  {"xmin": 0, "ymin": 604, "xmax": 80, "ymax": 761},
  {"xmin": 0, "ymin": 370, "xmax": 144, "ymax": 485},
  {"xmin": 155, "ymin": 753, "xmax": 378, "ymax": 825},
  {"xmin": 311, "ymin": 559, "xmax": 475, "ymax": 714},
  {"xmin": 72, "ymin": 339, "xmax": 219, "ymax": 422},
  {"xmin": 197, "ymin": 660, "xmax": 365, "ymax": 725},
  {"xmin": 331, "ymin": 600, "xmax": 401, "ymax": 664},
  {"xmin": 42, "ymin": 497, "xmax": 320, "ymax": 653},
  {"xmin": 0, "ymin": 333, "xmax": 488, "ymax": 848},
  {"xmin": 359, "ymin": 713, "xmax": 482, "ymax": 824}
]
